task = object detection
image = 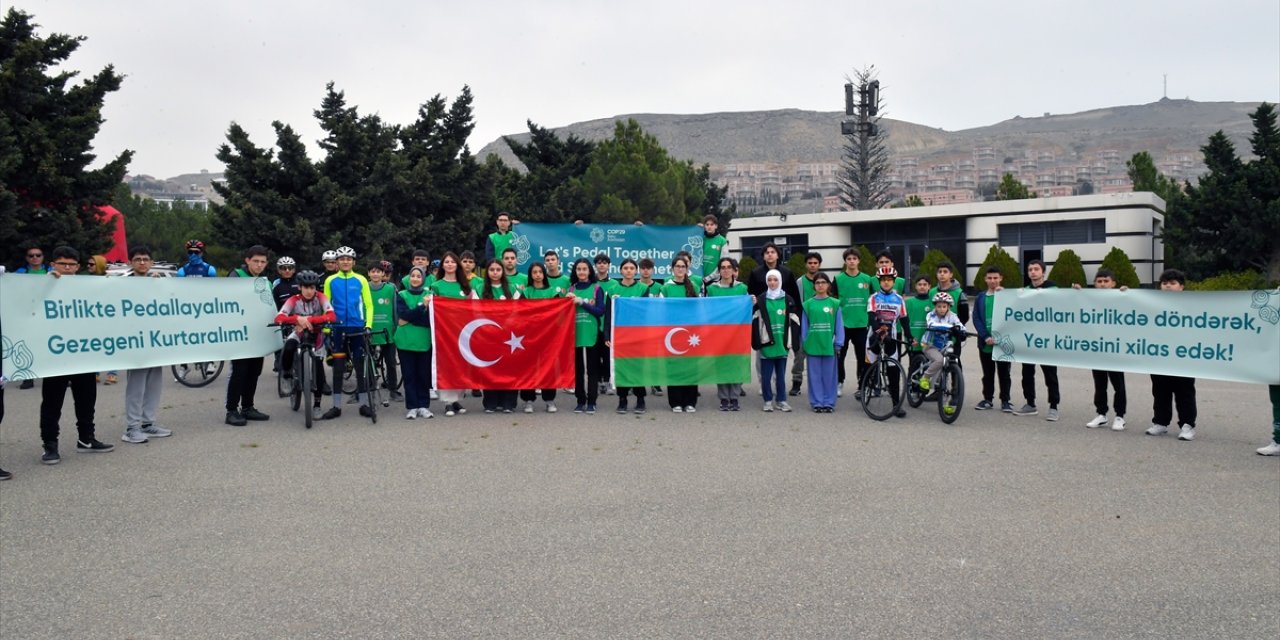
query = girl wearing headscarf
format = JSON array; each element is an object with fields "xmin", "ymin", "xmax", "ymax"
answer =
[
  {"xmin": 752, "ymin": 269, "xmax": 800, "ymax": 412},
  {"xmin": 395, "ymin": 266, "xmax": 433, "ymax": 419}
]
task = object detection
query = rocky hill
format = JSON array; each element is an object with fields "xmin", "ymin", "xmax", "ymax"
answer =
[{"xmin": 476, "ymin": 98, "xmax": 1263, "ymax": 171}]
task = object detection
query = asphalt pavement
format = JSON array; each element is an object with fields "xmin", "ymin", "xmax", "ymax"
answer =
[{"xmin": 1, "ymin": 351, "xmax": 1277, "ymax": 639}]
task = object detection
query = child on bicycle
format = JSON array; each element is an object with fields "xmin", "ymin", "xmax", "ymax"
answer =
[
  {"xmin": 867, "ymin": 266, "xmax": 910, "ymax": 418},
  {"xmin": 275, "ymin": 271, "xmax": 337, "ymax": 400},
  {"xmin": 917, "ymin": 292, "xmax": 963, "ymax": 394}
]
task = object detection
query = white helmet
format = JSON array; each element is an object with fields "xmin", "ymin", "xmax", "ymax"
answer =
[
  {"xmin": 335, "ymin": 246, "xmax": 357, "ymax": 258},
  {"xmin": 321, "ymin": 250, "xmax": 338, "ymax": 261},
  {"xmin": 277, "ymin": 256, "xmax": 296, "ymax": 267}
]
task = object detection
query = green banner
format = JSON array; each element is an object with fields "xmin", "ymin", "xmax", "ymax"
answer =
[
  {"xmin": 993, "ymin": 288, "xmax": 1280, "ymax": 385},
  {"xmin": 1, "ymin": 274, "xmax": 282, "ymax": 380}
]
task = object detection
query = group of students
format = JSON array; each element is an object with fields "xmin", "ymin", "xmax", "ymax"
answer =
[{"xmin": 4, "ymin": 216, "xmax": 1280, "ymax": 482}]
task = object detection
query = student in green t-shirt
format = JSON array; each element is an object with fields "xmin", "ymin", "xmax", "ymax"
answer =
[
  {"xmin": 367, "ymin": 260, "xmax": 402, "ymax": 401},
  {"xmin": 501, "ymin": 247, "xmax": 528, "ymax": 291},
  {"xmin": 592, "ymin": 253, "xmax": 616, "ymax": 396},
  {"xmin": 602, "ymin": 258, "xmax": 653, "ymax": 414},
  {"xmin": 395, "ymin": 266, "xmax": 433, "ymax": 419},
  {"xmin": 874, "ymin": 249, "xmax": 907, "ymax": 295},
  {"xmin": 660, "ymin": 256, "xmax": 701, "ymax": 412},
  {"xmin": 752, "ymin": 268, "xmax": 799, "ymax": 412},
  {"xmin": 459, "ymin": 251, "xmax": 484, "ymax": 294},
  {"xmin": 519, "ymin": 262, "xmax": 562, "ymax": 414},
  {"xmin": 484, "ymin": 211, "xmax": 514, "ymax": 262},
  {"xmin": 401, "ymin": 249, "xmax": 432, "ymax": 290},
  {"xmin": 971, "ymin": 265, "xmax": 1011, "ymax": 412},
  {"xmin": 570, "ymin": 258, "xmax": 607, "ymax": 414},
  {"xmin": 791, "ymin": 251, "xmax": 826, "ymax": 401},
  {"xmin": 543, "ymin": 250, "xmax": 572, "ymax": 293},
  {"xmin": 904, "ymin": 274, "xmax": 933, "ymax": 385},
  {"xmin": 706, "ymin": 257, "xmax": 749, "ymax": 411},
  {"xmin": 477, "ymin": 259, "xmax": 520, "ymax": 414},
  {"xmin": 429, "ymin": 252, "xmax": 473, "ymax": 417},
  {"xmin": 700, "ymin": 214, "xmax": 727, "ymax": 285},
  {"xmin": 801, "ymin": 273, "xmax": 844, "ymax": 413},
  {"xmin": 834, "ymin": 248, "xmax": 876, "ymax": 395}
]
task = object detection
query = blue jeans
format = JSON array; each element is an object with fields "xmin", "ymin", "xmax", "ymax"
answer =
[{"xmin": 760, "ymin": 356, "xmax": 787, "ymax": 402}]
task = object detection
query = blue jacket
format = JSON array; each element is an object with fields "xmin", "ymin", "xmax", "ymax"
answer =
[{"xmin": 324, "ymin": 271, "xmax": 373, "ymax": 328}]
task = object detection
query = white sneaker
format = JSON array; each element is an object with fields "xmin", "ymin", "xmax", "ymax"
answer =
[
  {"xmin": 405, "ymin": 410, "xmax": 417, "ymax": 420},
  {"xmin": 121, "ymin": 428, "xmax": 148, "ymax": 444},
  {"xmin": 1111, "ymin": 416, "xmax": 1126, "ymax": 431},
  {"xmin": 1257, "ymin": 440, "xmax": 1280, "ymax": 456},
  {"xmin": 762, "ymin": 401, "xmax": 774, "ymax": 412},
  {"xmin": 523, "ymin": 401, "xmax": 534, "ymax": 414},
  {"xmin": 672, "ymin": 406, "xmax": 683, "ymax": 413},
  {"xmin": 607, "ymin": 382, "xmax": 617, "ymax": 395},
  {"xmin": 777, "ymin": 401, "xmax": 793, "ymax": 413},
  {"xmin": 836, "ymin": 383, "xmax": 843, "ymax": 397},
  {"xmin": 429, "ymin": 389, "xmax": 439, "ymax": 400},
  {"xmin": 1178, "ymin": 424, "xmax": 1196, "ymax": 441},
  {"xmin": 418, "ymin": 408, "xmax": 434, "ymax": 419},
  {"xmin": 140, "ymin": 424, "xmax": 172, "ymax": 438},
  {"xmin": 1086, "ymin": 414, "xmax": 1108, "ymax": 429},
  {"xmin": 1146, "ymin": 423, "xmax": 1168, "ymax": 436},
  {"xmin": 546, "ymin": 402, "xmax": 557, "ymax": 413},
  {"xmin": 684, "ymin": 406, "xmax": 696, "ymax": 413},
  {"xmin": 445, "ymin": 408, "xmax": 456, "ymax": 417}
]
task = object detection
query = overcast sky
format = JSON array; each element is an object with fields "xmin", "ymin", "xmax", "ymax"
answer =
[{"xmin": 19, "ymin": 0, "xmax": 1280, "ymax": 177}]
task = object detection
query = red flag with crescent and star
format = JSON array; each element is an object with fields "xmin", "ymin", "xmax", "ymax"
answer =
[{"xmin": 430, "ymin": 297, "xmax": 575, "ymax": 389}]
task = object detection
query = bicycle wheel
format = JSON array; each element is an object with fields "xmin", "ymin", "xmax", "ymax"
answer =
[
  {"xmin": 906, "ymin": 361, "xmax": 925, "ymax": 408},
  {"xmin": 860, "ymin": 358, "xmax": 905, "ymax": 421},
  {"xmin": 301, "ymin": 350, "xmax": 314, "ymax": 430},
  {"xmin": 938, "ymin": 363, "xmax": 964, "ymax": 424},
  {"xmin": 171, "ymin": 361, "xmax": 223, "ymax": 387}
]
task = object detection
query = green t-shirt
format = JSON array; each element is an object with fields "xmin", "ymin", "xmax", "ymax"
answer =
[
  {"xmin": 400, "ymin": 272, "xmax": 434, "ymax": 290},
  {"xmin": 597, "ymin": 278, "xmax": 618, "ymax": 297},
  {"xmin": 981, "ymin": 291, "xmax": 997, "ymax": 354},
  {"xmin": 522, "ymin": 284, "xmax": 562, "ymax": 300},
  {"xmin": 802, "ymin": 296, "xmax": 839, "ymax": 356},
  {"xmin": 477, "ymin": 283, "xmax": 519, "ymax": 300},
  {"xmin": 834, "ymin": 270, "xmax": 876, "ymax": 328},
  {"xmin": 546, "ymin": 272, "xmax": 571, "ymax": 292},
  {"xmin": 610, "ymin": 280, "xmax": 650, "ymax": 298},
  {"xmin": 488, "ymin": 231, "xmax": 512, "ymax": 259},
  {"xmin": 429, "ymin": 279, "xmax": 470, "ymax": 300},
  {"xmin": 929, "ymin": 282, "xmax": 963, "ymax": 308},
  {"xmin": 760, "ymin": 297, "xmax": 790, "ymax": 359},
  {"xmin": 904, "ymin": 294, "xmax": 932, "ymax": 353},
  {"xmin": 506, "ymin": 272, "xmax": 528, "ymax": 290},
  {"xmin": 701, "ymin": 234, "xmax": 727, "ymax": 278},
  {"xmin": 798, "ymin": 274, "xmax": 820, "ymax": 304},
  {"xmin": 572, "ymin": 284, "xmax": 602, "ymax": 347},
  {"xmin": 660, "ymin": 280, "xmax": 697, "ymax": 298},
  {"xmin": 368, "ymin": 282, "xmax": 397, "ymax": 345},
  {"xmin": 705, "ymin": 282, "xmax": 748, "ymax": 297},
  {"xmin": 393, "ymin": 289, "xmax": 431, "ymax": 352}
]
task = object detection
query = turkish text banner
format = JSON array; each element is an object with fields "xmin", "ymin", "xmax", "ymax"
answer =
[
  {"xmin": 510, "ymin": 223, "xmax": 705, "ymax": 279},
  {"xmin": 0, "ymin": 274, "xmax": 283, "ymax": 380},
  {"xmin": 992, "ymin": 288, "xmax": 1280, "ymax": 385}
]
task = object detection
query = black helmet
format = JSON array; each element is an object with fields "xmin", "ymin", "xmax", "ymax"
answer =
[{"xmin": 296, "ymin": 270, "xmax": 323, "ymax": 286}]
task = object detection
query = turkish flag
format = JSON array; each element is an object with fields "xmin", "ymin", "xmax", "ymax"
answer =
[{"xmin": 431, "ymin": 297, "xmax": 575, "ymax": 389}]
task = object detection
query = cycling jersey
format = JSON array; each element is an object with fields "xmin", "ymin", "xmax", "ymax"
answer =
[{"xmin": 323, "ymin": 271, "xmax": 373, "ymax": 328}]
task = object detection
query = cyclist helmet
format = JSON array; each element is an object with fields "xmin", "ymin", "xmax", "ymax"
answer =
[
  {"xmin": 295, "ymin": 270, "xmax": 323, "ymax": 286},
  {"xmin": 321, "ymin": 250, "xmax": 338, "ymax": 262},
  {"xmin": 378, "ymin": 260, "xmax": 393, "ymax": 274},
  {"xmin": 335, "ymin": 246, "xmax": 357, "ymax": 258},
  {"xmin": 185, "ymin": 239, "xmax": 205, "ymax": 253},
  {"xmin": 876, "ymin": 265, "xmax": 897, "ymax": 278},
  {"xmin": 932, "ymin": 292, "xmax": 953, "ymax": 304},
  {"xmin": 277, "ymin": 256, "xmax": 296, "ymax": 267}
]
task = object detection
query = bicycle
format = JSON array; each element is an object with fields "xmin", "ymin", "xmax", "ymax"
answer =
[
  {"xmin": 341, "ymin": 342, "xmax": 400, "ymax": 397},
  {"xmin": 171, "ymin": 361, "xmax": 224, "ymax": 387},
  {"xmin": 272, "ymin": 323, "xmax": 327, "ymax": 429},
  {"xmin": 330, "ymin": 328, "xmax": 389, "ymax": 423},
  {"xmin": 859, "ymin": 332, "xmax": 908, "ymax": 421},
  {"xmin": 370, "ymin": 343, "xmax": 403, "ymax": 393},
  {"xmin": 906, "ymin": 325, "xmax": 975, "ymax": 424}
]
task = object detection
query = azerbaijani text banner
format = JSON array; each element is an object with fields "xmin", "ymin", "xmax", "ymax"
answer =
[
  {"xmin": 992, "ymin": 288, "xmax": 1280, "ymax": 385},
  {"xmin": 511, "ymin": 223, "xmax": 705, "ymax": 279},
  {"xmin": 1, "ymin": 274, "xmax": 282, "ymax": 380}
]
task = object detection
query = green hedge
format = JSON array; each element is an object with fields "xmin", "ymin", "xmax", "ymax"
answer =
[{"xmin": 972, "ymin": 244, "xmax": 1023, "ymax": 289}]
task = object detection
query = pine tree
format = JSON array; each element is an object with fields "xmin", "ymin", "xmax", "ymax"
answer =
[
  {"xmin": 0, "ymin": 8, "xmax": 132, "ymax": 257},
  {"xmin": 1047, "ymin": 249, "xmax": 1086, "ymax": 288},
  {"xmin": 915, "ymin": 248, "xmax": 955, "ymax": 282},
  {"xmin": 996, "ymin": 173, "xmax": 1033, "ymax": 200},
  {"xmin": 973, "ymin": 245, "xmax": 1023, "ymax": 289},
  {"xmin": 1099, "ymin": 247, "xmax": 1140, "ymax": 289}
]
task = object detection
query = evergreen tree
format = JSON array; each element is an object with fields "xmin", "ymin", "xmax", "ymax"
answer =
[
  {"xmin": 0, "ymin": 8, "xmax": 132, "ymax": 257},
  {"xmin": 1099, "ymin": 247, "xmax": 1141, "ymax": 288},
  {"xmin": 738, "ymin": 255, "xmax": 758, "ymax": 276},
  {"xmin": 837, "ymin": 66, "xmax": 891, "ymax": 210},
  {"xmin": 973, "ymin": 244, "xmax": 1022, "ymax": 289},
  {"xmin": 996, "ymin": 173, "xmax": 1034, "ymax": 200},
  {"xmin": 1047, "ymin": 249, "xmax": 1086, "ymax": 287},
  {"xmin": 503, "ymin": 121, "xmax": 596, "ymax": 222},
  {"xmin": 856, "ymin": 245, "xmax": 877, "ymax": 271},
  {"xmin": 915, "ymin": 248, "xmax": 955, "ymax": 282}
]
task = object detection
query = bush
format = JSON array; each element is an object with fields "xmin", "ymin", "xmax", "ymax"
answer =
[
  {"xmin": 1099, "ymin": 247, "xmax": 1141, "ymax": 289},
  {"xmin": 972, "ymin": 244, "xmax": 1022, "ymax": 289},
  {"xmin": 1186, "ymin": 269, "xmax": 1278, "ymax": 291},
  {"xmin": 738, "ymin": 255, "xmax": 758, "ymax": 276},
  {"xmin": 915, "ymin": 248, "xmax": 955, "ymax": 283},
  {"xmin": 786, "ymin": 251, "xmax": 808, "ymax": 276},
  {"xmin": 1048, "ymin": 249, "xmax": 1087, "ymax": 288},
  {"xmin": 857, "ymin": 245, "xmax": 876, "ymax": 270}
]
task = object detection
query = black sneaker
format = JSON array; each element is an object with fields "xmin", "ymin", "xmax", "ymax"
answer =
[
  {"xmin": 616, "ymin": 399, "xmax": 628, "ymax": 414},
  {"xmin": 41, "ymin": 442, "xmax": 60, "ymax": 465},
  {"xmin": 389, "ymin": 391, "xmax": 403, "ymax": 401},
  {"xmin": 20, "ymin": 379, "xmax": 35, "ymax": 389},
  {"xmin": 729, "ymin": 399, "xmax": 740, "ymax": 412},
  {"xmin": 358, "ymin": 405, "xmax": 374, "ymax": 418},
  {"xmin": 719, "ymin": 399, "xmax": 729, "ymax": 411},
  {"xmin": 225, "ymin": 411, "xmax": 247, "ymax": 427},
  {"xmin": 894, "ymin": 408, "xmax": 907, "ymax": 418},
  {"xmin": 789, "ymin": 383, "xmax": 802, "ymax": 396},
  {"xmin": 241, "ymin": 408, "xmax": 270, "ymax": 421},
  {"xmin": 320, "ymin": 383, "xmax": 333, "ymax": 396},
  {"xmin": 634, "ymin": 399, "xmax": 646, "ymax": 414},
  {"xmin": 0, "ymin": 468, "xmax": 11, "ymax": 480},
  {"xmin": 470, "ymin": 389, "xmax": 483, "ymax": 398},
  {"xmin": 76, "ymin": 439, "xmax": 115, "ymax": 453},
  {"xmin": 320, "ymin": 407, "xmax": 342, "ymax": 420}
]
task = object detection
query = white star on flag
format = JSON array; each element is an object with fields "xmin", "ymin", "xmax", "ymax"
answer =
[
  {"xmin": 505, "ymin": 332, "xmax": 526, "ymax": 353},
  {"xmin": 687, "ymin": 334, "xmax": 701, "ymax": 348}
]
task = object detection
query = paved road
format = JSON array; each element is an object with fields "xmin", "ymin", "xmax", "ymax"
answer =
[{"xmin": 1, "ymin": 353, "xmax": 1277, "ymax": 639}]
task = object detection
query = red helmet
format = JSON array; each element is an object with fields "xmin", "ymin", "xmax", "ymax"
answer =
[
  {"xmin": 185, "ymin": 239, "xmax": 205, "ymax": 252},
  {"xmin": 876, "ymin": 265, "xmax": 897, "ymax": 278}
]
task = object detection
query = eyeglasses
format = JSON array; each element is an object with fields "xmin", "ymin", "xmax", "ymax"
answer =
[
  {"xmin": 53, "ymin": 261, "xmax": 79, "ymax": 268},
  {"xmin": 27, "ymin": 253, "xmax": 42, "ymax": 258},
  {"xmin": 132, "ymin": 257, "xmax": 152, "ymax": 262}
]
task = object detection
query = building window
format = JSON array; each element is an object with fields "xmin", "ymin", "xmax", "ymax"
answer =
[{"xmin": 998, "ymin": 219, "xmax": 1106, "ymax": 246}]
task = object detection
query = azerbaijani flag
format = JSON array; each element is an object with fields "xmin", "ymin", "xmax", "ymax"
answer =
[{"xmin": 611, "ymin": 297, "xmax": 752, "ymax": 386}]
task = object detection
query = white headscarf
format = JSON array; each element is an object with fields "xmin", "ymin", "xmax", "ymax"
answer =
[{"xmin": 765, "ymin": 269, "xmax": 784, "ymax": 300}]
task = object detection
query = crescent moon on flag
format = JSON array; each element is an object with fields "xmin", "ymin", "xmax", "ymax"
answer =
[
  {"xmin": 663, "ymin": 327, "xmax": 690, "ymax": 355},
  {"xmin": 459, "ymin": 318, "xmax": 502, "ymax": 367}
]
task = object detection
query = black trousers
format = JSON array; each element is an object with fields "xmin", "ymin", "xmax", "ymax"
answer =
[
  {"xmin": 1092, "ymin": 370, "xmax": 1127, "ymax": 416},
  {"xmin": 1151, "ymin": 374, "xmax": 1196, "ymax": 427},
  {"xmin": 226, "ymin": 356, "xmax": 265, "ymax": 412},
  {"xmin": 519, "ymin": 389, "xmax": 558, "ymax": 402},
  {"xmin": 39, "ymin": 372, "xmax": 97, "ymax": 443},
  {"xmin": 838, "ymin": 327, "xmax": 869, "ymax": 386},
  {"xmin": 483, "ymin": 389, "xmax": 518, "ymax": 411},
  {"xmin": 979, "ymin": 349, "xmax": 1012, "ymax": 404},
  {"xmin": 574, "ymin": 344, "xmax": 601, "ymax": 405},
  {"xmin": 1021, "ymin": 363, "xmax": 1060, "ymax": 409},
  {"xmin": 667, "ymin": 385, "xmax": 698, "ymax": 408},
  {"xmin": 616, "ymin": 386, "xmax": 647, "ymax": 400}
]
